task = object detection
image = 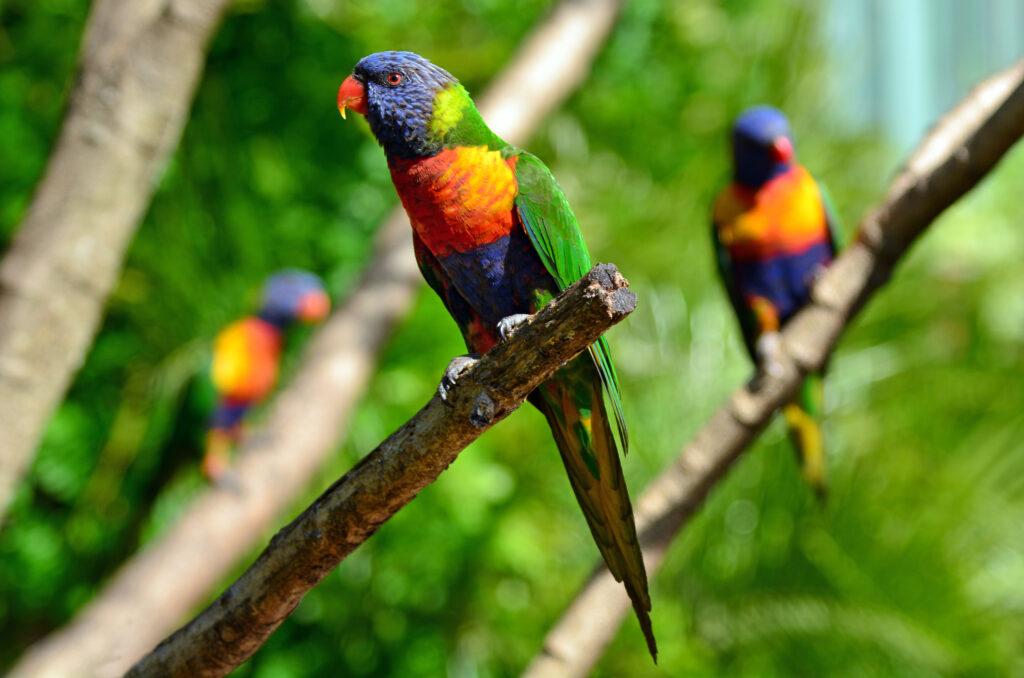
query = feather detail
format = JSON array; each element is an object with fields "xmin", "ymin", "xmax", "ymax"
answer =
[
  {"xmin": 713, "ymin": 165, "xmax": 831, "ymax": 261},
  {"xmin": 512, "ymin": 153, "xmax": 629, "ymax": 451},
  {"xmin": 712, "ymin": 164, "xmax": 835, "ymax": 355},
  {"xmin": 530, "ymin": 358, "xmax": 656, "ymax": 658},
  {"xmin": 390, "ymin": 147, "xmax": 517, "ymax": 257}
]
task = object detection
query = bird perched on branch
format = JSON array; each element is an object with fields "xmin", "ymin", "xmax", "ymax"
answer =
[
  {"xmin": 338, "ymin": 51, "xmax": 656, "ymax": 659},
  {"xmin": 202, "ymin": 270, "xmax": 330, "ymax": 481},
  {"xmin": 712, "ymin": 106, "xmax": 839, "ymax": 500}
]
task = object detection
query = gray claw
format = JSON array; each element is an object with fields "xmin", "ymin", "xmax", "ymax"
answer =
[
  {"xmin": 763, "ymin": 358, "xmax": 785, "ymax": 379},
  {"xmin": 438, "ymin": 353, "xmax": 482, "ymax": 404},
  {"xmin": 497, "ymin": 313, "xmax": 533, "ymax": 342},
  {"xmin": 753, "ymin": 332, "xmax": 785, "ymax": 382},
  {"xmin": 748, "ymin": 358, "xmax": 785, "ymax": 392}
]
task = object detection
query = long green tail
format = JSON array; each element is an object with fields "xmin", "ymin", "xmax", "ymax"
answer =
[
  {"xmin": 782, "ymin": 373, "xmax": 827, "ymax": 501},
  {"xmin": 529, "ymin": 353, "xmax": 657, "ymax": 660}
]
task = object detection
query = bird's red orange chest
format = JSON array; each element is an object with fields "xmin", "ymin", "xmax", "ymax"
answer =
[
  {"xmin": 389, "ymin": 146, "xmax": 520, "ymax": 258},
  {"xmin": 211, "ymin": 318, "xmax": 282, "ymax": 402},
  {"xmin": 713, "ymin": 165, "xmax": 829, "ymax": 261}
]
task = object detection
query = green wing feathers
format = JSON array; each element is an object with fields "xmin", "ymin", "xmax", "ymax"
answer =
[
  {"xmin": 513, "ymin": 152, "xmax": 629, "ymax": 451},
  {"xmin": 588, "ymin": 339, "xmax": 629, "ymax": 452},
  {"xmin": 512, "ymin": 153, "xmax": 591, "ymax": 282},
  {"xmin": 512, "ymin": 151, "xmax": 652, "ymax": 654},
  {"xmin": 529, "ymin": 357, "xmax": 656, "ymax": 658}
]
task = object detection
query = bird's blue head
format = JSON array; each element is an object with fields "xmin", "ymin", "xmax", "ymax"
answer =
[
  {"xmin": 338, "ymin": 51, "xmax": 461, "ymax": 159},
  {"xmin": 257, "ymin": 270, "xmax": 330, "ymax": 328},
  {"xmin": 731, "ymin": 105, "xmax": 796, "ymax": 188}
]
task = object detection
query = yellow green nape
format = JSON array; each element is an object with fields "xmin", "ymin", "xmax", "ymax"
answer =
[{"xmin": 429, "ymin": 84, "xmax": 469, "ymax": 138}]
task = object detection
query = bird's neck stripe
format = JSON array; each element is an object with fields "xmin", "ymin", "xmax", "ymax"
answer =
[
  {"xmin": 430, "ymin": 84, "xmax": 468, "ymax": 140},
  {"xmin": 255, "ymin": 311, "xmax": 290, "ymax": 331}
]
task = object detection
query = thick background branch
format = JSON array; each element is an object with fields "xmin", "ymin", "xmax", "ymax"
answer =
[
  {"xmin": 520, "ymin": 57, "xmax": 1024, "ymax": 678},
  {"xmin": 6, "ymin": 2, "xmax": 625, "ymax": 677},
  {"xmin": 126, "ymin": 265, "xmax": 637, "ymax": 677},
  {"xmin": 0, "ymin": 0, "xmax": 233, "ymax": 518}
]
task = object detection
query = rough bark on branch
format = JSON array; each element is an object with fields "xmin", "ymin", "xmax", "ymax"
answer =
[
  {"xmin": 6, "ymin": 2, "xmax": 625, "ymax": 676},
  {"xmin": 0, "ymin": 0, "xmax": 234, "ymax": 520},
  {"xmin": 125, "ymin": 264, "xmax": 636, "ymax": 678},
  {"xmin": 520, "ymin": 57, "xmax": 1024, "ymax": 678}
]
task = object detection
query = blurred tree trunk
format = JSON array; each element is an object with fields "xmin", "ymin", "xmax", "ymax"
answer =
[
  {"xmin": 6, "ymin": 1, "xmax": 625, "ymax": 676},
  {"xmin": 520, "ymin": 56, "xmax": 1024, "ymax": 678},
  {"xmin": 0, "ymin": 0, "xmax": 233, "ymax": 520}
]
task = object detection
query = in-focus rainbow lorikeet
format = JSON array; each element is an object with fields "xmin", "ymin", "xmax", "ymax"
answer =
[
  {"xmin": 338, "ymin": 51, "xmax": 656, "ymax": 658},
  {"xmin": 202, "ymin": 270, "xmax": 330, "ymax": 481},
  {"xmin": 712, "ymin": 106, "xmax": 839, "ymax": 499}
]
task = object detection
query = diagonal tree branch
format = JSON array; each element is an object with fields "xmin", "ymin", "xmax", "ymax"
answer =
[
  {"xmin": 6, "ymin": 2, "xmax": 626, "ymax": 677},
  {"xmin": 0, "ymin": 0, "xmax": 234, "ymax": 520},
  {"xmin": 125, "ymin": 264, "xmax": 637, "ymax": 678},
  {"xmin": 520, "ymin": 56, "xmax": 1024, "ymax": 678}
]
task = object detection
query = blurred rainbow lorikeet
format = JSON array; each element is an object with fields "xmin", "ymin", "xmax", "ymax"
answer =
[
  {"xmin": 712, "ymin": 106, "xmax": 839, "ymax": 499},
  {"xmin": 202, "ymin": 270, "xmax": 330, "ymax": 481},
  {"xmin": 338, "ymin": 51, "xmax": 656, "ymax": 658}
]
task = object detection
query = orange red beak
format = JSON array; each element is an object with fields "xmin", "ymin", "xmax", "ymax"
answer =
[
  {"xmin": 771, "ymin": 136, "xmax": 794, "ymax": 163},
  {"xmin": 296, "ymin": 290, "xmax": 331, "ymax": 323},
  {"xmin": 338, "ymin": 75, "xmax": 368, "ymax": 119}
]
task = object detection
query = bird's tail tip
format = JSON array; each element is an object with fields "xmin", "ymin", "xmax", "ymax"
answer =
[
  {"xmin": 810, "ymin": 478, "xmax": 829, "ymax": 505},
  {"xmin": 782, "ymin": 402, "xmax": 827, "ymax": 501},
  {"xmin": 645, "ymin": 635, "xmax": 659, "ymax": 664},
  {"xmin": 627, "ymin": 590, "xmax": 658, "ymax": 662}
]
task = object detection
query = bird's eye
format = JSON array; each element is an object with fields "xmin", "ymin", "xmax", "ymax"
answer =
[{"xmin": 386, "ymin": 72, "xmax": 402, "ymax": 86}]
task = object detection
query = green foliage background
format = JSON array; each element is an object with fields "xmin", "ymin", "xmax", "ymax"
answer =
[{"xmin": 2, "ymin": 0, "xmax": 1024, "ymax": 676}]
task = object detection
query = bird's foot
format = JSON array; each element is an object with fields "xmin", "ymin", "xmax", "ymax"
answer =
[
  {"xmin": 755, "ymin": 331, "xmax": 785, "ymax": 378},
  {"xmin": 438, "ymin": 353, "xmax": 482, "ymax": 405},
  {"xmin": 748, "ymin": 332, "xmax": 785, "ymax": 391},
  {"xmin": 497, "ymin": 313, "xmax": 533, "ymax": 342},
  {"xmin": 759, "ymin": 358, "xmax": 785, "ymax": 380},
  {"xmin": 201, "ymin": 445, "xmax": 231, "ymax": 483}
]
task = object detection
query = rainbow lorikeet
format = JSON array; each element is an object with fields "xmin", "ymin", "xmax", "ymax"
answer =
[
  {"xmin": 202, "ymin": 270, "xmax": 331, "ymax": 481},
  {"xmin": 711, "ymin": 106, "xmax": 839, "ymax": 499},
  {"xmin": 338, "ymin": 51, "xmax": 656, "ymax": 658}
]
